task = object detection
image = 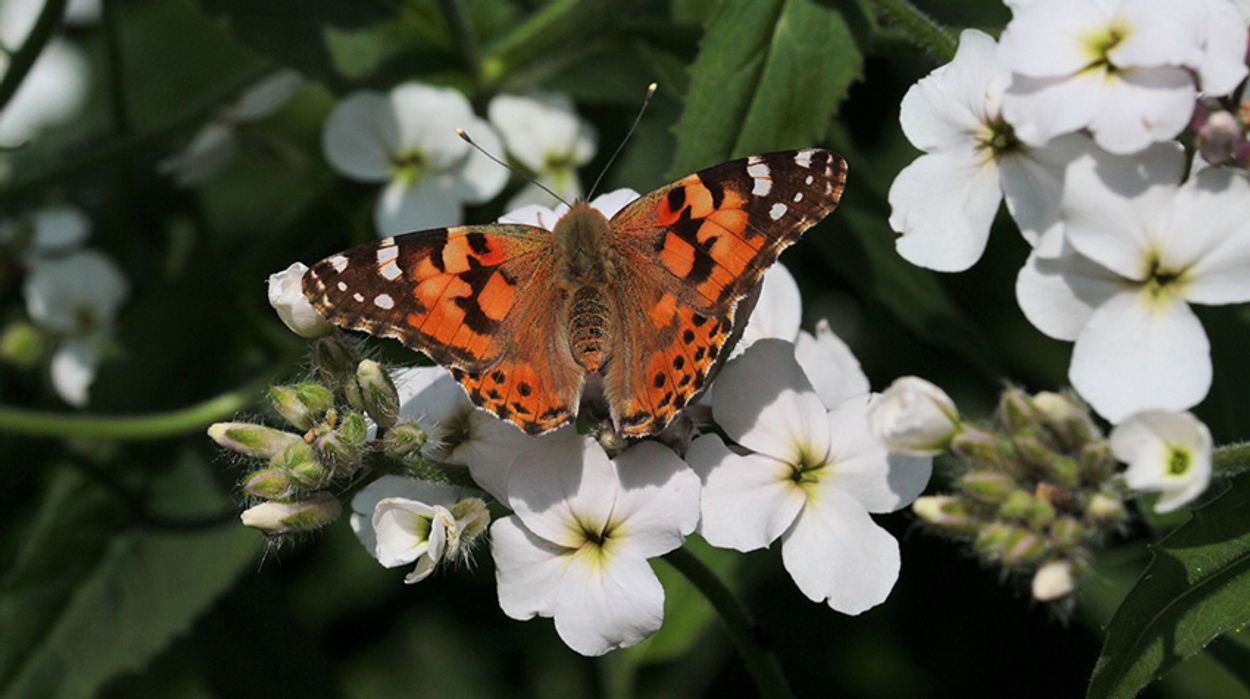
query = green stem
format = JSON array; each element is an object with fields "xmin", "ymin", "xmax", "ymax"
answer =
[
  {"xmin": 1215, "ymin": 442, "xmax": 1250, "ymax": 477},
  {"xmin": 662, "ymin": 547, "xmax": 793, "ymax": 699},
  {"xmin": 478, "ymin": 0, "xmax": 625, "ymax": 89},
  {"xmin": 0, "ymin": 0, "xmax": 68, "ymax": 113},
  {"xmin": 0, "ymin": 375, "xmax": 272, "ymax": 441},
  {"xmin": 866, "ymin": 0, "xmax": 956, "ymax": 63},
  {"xmin": 440, "ymin": 0, "xmax": 482, "ymax": 81},
  {"xmin": 100, "ymin": 0, "xmax": 131, "ymax": 136}
]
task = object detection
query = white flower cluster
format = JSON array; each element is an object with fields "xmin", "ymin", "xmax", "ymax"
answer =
[
  {"xmin": 304, "ymin": 193, "xmax": 932, "ymax": 656},
  {"xmin": 1, "ymin": 206, "xmax": 128, "ymax": 406},
  {"xmin": 888, "ymin": 3, "xmax": 1249, "ymax": 473},
  {"xmin": 321, "ymin": 82, "xmax": 598, "ymax": 236}
]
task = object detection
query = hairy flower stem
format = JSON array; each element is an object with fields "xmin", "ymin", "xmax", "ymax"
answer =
[
  {"xmin": 0, "ymin": 0, "xmax": 67, "ymax": 113},
  {"xmin": 663, "ymin": 547, "xmax": 794, "ymax": 699},
  {"xmin": 1214, "ymin": 442, "xmax": 1250, "ymax": 476},
  {"xmin": 867, "ymin": 0, "xmax": 957, "ymax": 63},
  {"xmin": 0, "ymin": 375, "xmax": 271, "ymax": 441}
]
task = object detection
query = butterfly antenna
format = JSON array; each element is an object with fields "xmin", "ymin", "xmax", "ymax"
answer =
[
  {"xmin": 455, "ymin": 128, "xmax": 572, "ymax": 208},
  {"xmin": 586, "ymin": 82, "xmax": 657, "ymax": 201}
]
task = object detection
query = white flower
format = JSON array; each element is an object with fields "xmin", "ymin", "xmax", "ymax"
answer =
[
  {"xmin": 22, "ymin": 249, "xmax": 128, "ymax": 406},
  {"xmin": 1031, "ymin": 559, "xmax": 1077, "ymax": 601},
  {"xmin": 390, "ymin": 365, "xmax": 574, "ymax": 502},
  {"xmin": 1016, "ymin": 142, "xmax": 1250, "ymax": 422},
  {"xmin": 1110, "ymin": 410, "xmax": 1213, "ymax": 513},
  {"xmin": 491, "ymin": 436, "xmax": 700, "ymax": 656},
  {"xmin": 267, "ymin": 262, "xmax": 334, "ymax": 338},
  {"xmin": 868, "ymin": 377, "xmax": 960, "ymax": 456},
  {"xmin": 159, "ymin": 71, "xmax": 302, "ymax": 186},
  {"xmin": 498, "ymin": 187, "xmax": 639, "ymax": 229},
  {"xmin": 0, "ymin": 0, "xmax": 90, "ymax": 147},
  {"xmin": 0, "ymin": 205, "xmax": 90, "ymax": 257},
  {"xmin": 687, "ymin": 340, "xmax": 931, "ymax": 615},
  {"xmin": 889, "ymin": 29, "xmax": 1094, "ymax": 271},
  {"xmin": 998, "ymin": 0, "xmax": 1213, "ymax": 154},
  {"xmin": 1196, "ymin": 0, "xmax": 1250, "ymax": 96},
  {"xmin": 350, "ymin": 475, "xmax": 488, "ymax": 583},
  {"xmin": 735, "ymin": 262, "xmax": 802, "ymax": 352},
  {"xmin": 488, "ymin": 92, "xmax": 597, "ymax": 210},
  {"xmin": 322, "ymin": 82, "xmax": 507, "ymax": 236}
]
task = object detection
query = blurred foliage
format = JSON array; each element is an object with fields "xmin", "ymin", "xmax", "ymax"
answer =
[{"xmin": 1, "ymin": 0, "xmax": 1249, "ymax": 697}]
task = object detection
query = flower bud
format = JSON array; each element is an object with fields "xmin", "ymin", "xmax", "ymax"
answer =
[
  {"xmin": 240, "ymin": 492, "xmax": 341, "ymax": 534},
  {"xmin": 1196, "ymin": 108, "xmax": 1249, "ymax": 167},
  {"xmin": 1031, "ymin": 559, "xmax": 1076, "ymax": 601},
  {"xmin": 1045, "ymin": 456, "xmax": 1081, "ymax": 488},
  {"xmin": 868, "ymin": 376, "xmax": 960, "ymax": 455},
  {"xmin": 243, "ymin": 466, "xmax": 294, "ymax": 499},
  {"xmin": 949, "ymin": 425, "xmax": 1017, "ymax": 474},
  {"xmin": 1050, "ymin": 516, "xmax": 1084, "ymax": 549},
  {"xmin": 1032, "ymin": 391, "xmax": 1097, "ymax": 448},
  {"xmin": 208, "ymin": 422, "xmax": 303, "ymax": 459},
  {"xmin": 1086, "ymin": 492, "xmax": 1126, "ymax": 523},
  {"xmin": 314, "ymin": 336, "xmax": 356, "ymax": 383},
  {"xmin": 444, "ymin": 497, "xmax": 490, "ymax": 559},
  {"xmin": 912, "ymin": 495, "xmax": 982, "ymax": 533},
  {"xmin": 383, "ymin": 420, "xmax": 428, "ymax": 459},
  {"xmin": 976, "ymin": 523, "xmax": 1048, "ymax": 565},
  {"xmin": 273, "ymin": 440, "xmax": 327, "ymax": 487},
  {"xmin": 356, "ymin": 359, "xmax": 399, "ymax": 429},
  {"xmin": 0, "ymin": 320, "xmax": 45, "ymax": 368},
  {"xmin": 959, "ymin": 471, "xmax": 1018, "ymax": 504},
  {"xmin": 1013, "ymin": 429, "xmax": 1062, "ymax": 470},
  {"xmin": 268, "ymin": 383, "xmax": 333, "ymax": 430},
  {"xmin": 316, "ymin": 412, "xmax": 367, "ymax": 474},
  {"xmin": 998, "ymin": 490, "xmax": 1035, "ymax": 521},
  {"xmin": 268, "ymin": 262, "xmax": 334, "ymax": 338},
  {"xmin": 1079, "ymin": 440, "xmax": 1116, "ymax": 484},
  {"xmin": 997, "ymin": 386, "xmax": 1038, "ymax": 434}
]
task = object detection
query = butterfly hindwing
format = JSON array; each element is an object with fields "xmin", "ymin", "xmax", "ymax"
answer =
[
  {"xmin": 611, "ymin": 148, "xmax": 847, "ymax": 313},
  {"xmin": 302, "ymin": 225, "xmax": 550, "ymax": 369}
]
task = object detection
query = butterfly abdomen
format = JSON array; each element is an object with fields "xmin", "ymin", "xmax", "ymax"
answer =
[{"xmin": 568, "ymin": 286, "xmax": 612, "ymax": 372}]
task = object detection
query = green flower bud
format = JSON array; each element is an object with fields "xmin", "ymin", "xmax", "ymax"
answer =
[
  {"xmin": 243, "ymin": 466, "xmax": 294, "ymax": 499},
  {"xmin": 273, "ymin": 441, "xmax": 327, "ymax": 487},
  {"xmin": 1080, "ymin": 441, "xmax": 1116, "ymax": 484},
  {"xmin": 912, "ymin": 495, "xmax": 982, "ymax": 534},
  {"xmin": 342, "ymin": 376, "xmax": 366, "ymax": 413},
  {"xmin": 240, "ymin": 492, "xmax": 341, "ymax": 534},
  {"xmin": 1026, "ymin": 495, "xmax": 1056, "ymax": 529},
  {"xmin": 950, "ymin": 426, "xmax": 1018, "ymax": 474},
  {"xmin": 1086, "ymin": 492, "xmax": 1126, "ymax": 523},
  {"xmin": 959, "ymin": 471, "xmax": 1018, "ymax": 503},
  {"xmin": 208, "ymin": 422, "xmax": 302, "ymax": 459},
  {"xmin": 0, "ymin": 320, "xmax": 45, "ymax": 368},
  {"xmin": 269, "ymin": 386, "xmax": 315, "ymax": 430},
  {"xmin": 1050, "ymin": 516, "xmax": 1084, "ymax": 549},
  {"xmin": 1032, "ymin": 391, "xmax": 1098, "ymax": 449},
  {"xmin": 355, "ymin": 359, "xmax": 400, "ymax": 429},
  {"xmin": 383, "ymin": 420, "xmax": 428, "ymax": 459},
  {"xmin": 316, "ymin": 413, "xmax": 367, "ymax": 475},
  {"xmin": 314, "ymin": 336, "xmax": 355, "ymax": 384},
  {"xmin": 998, "ymin": 490, "xmax": 1035, "ymax": 520},
  {"xmin": 296, "ymin": 382, "xmax": 334, "ymax": 412},
  {"xmin": 1013, "ymin": 429, "xmax": 1062, "ymax": 470},
  {"xmin": 976, "ymin": 522, "xmax": 1048, "ymax": 565},
  {"xmin": 997, "ymin": 386, "xmax": 1038, "ymax": 434},
  {"xmin": 1046, "ymin": 456, "xmax": 1082, "ymax": 488}
]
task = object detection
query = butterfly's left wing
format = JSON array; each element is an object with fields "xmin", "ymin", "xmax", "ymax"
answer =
[{"xmin": 604, "ymin": 149, "xmax": 846, "ymax": 436}]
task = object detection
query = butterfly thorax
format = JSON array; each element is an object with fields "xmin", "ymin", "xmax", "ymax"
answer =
[{"xmin": 554, "ymin": 201, "xmax": 617, "ymax": 373}]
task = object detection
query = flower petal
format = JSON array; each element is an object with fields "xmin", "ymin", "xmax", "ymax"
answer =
[
  {"xmin": 23, "ymin": 249, "xmax": 129, "ymax": 335},
  {"xmin": 827, "ymin": 397, "xmax": 932, "ymax": 513},
  {"xmin": 321, "ymin": 91, "xmax": 396, "ymax": 182},
  {"xmin": 375, "ymin": 177, "xmax": 465, "ymax": 237},
  {"xmin": 551, "ymin": 549, "xmax": 665, "ymax": 656},
  {"xmin": 488, "ymin": 92, "xmax": 597, "ymax": 172},
  {"xmin": 888, "ymin": 148, "xmax": 1002, "ymax": 272},
  {"xmin": 794, "ymin": 320, "xmax": 869, "ymax": 410},
  {"xmin": 999, "ymin": 133, "xmax": 1092, "ymax": 253},
  {"xmin": 711, "ymin": 339, "xmax": 830, "ymax": 465},
  {"xmin": 1164, "ymin": 167, "xmax": 1250, "ymax": 304},
  {"xmin": 1197, "ymin": 0, "xmax": 1250, "ymax": 96},
  {"xmin": 227, "ymin": 70, "xmax": 302, "ymax": 122},
  {"xmin": 590, "ymin": 189, "xmax": 640, "ymax": 218},
  {"xmin": 1015, "ymin": 245, "xmax": 1123, "ymax": 341},
  {"xmin": 998, "ymin": 0, "xmax": 1113, "ymax": 78},
  {"xmin": 492, "ymin": 515, "xmax": 569, "ymax": 620},
  {"xmin": 450, "ymin": 116, "xmax": 509, "ymax": 204},
  {"xmin": 350, "ymin": 475, "xmax": 465, "ymax": 556},
  {"xmin": 1070, "ymin": 290, "xmax": 1211, "ymax": 422},
  {"xmin": 737, "ymin": 262, "xmax": 802, "ymax": 353},
  {"xmin": 1111, "ymin": 409, "xmax": 1213, "ymax": 513},
  {"xmin": 506, "ymin": 436, "xmax": 618, "ymax": 549},
  {"xmin": 372, "ymin": 497, "xmax": 435, "ymax": 567},
  {"xmin": 1087, "ymin": 67, "xmax": 1195, "ymax": 155},
  {"xmin": 1002, "ymin": 71, "xmax": 1104, "ymax": 148},
  {"xmin": 50, "ymin": 339, "xmax": 99, "ymax": 407},
  {"xmin": 607, "ymin": 441, "xmax": 701, "ymax": 558},
  {"xmin": 388, "ymin": 83, "xmax": 473, "ymax": 168},
  {"xmin": 1108, "ymin": 0, "xmax": 1206, "ymax": 68},
  {"xmin": 898, "ymin": 29, "xmax": 1005, "ymax": 152},
  {"xmin": 781, "ymin": 489, "xmax": 901, "ymax": 615},
  {"xmin": 686, "ymin": 434, "xmax": 805, "ymax": 552}
]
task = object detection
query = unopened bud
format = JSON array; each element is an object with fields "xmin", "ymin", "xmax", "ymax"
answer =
[
  {"xmin": 446, "ymin": 497, "xmax": 490, "ymax": 558},
  {"xmin": 268, "ymin": 262, "xmax": 334, "ymax": 338},
  {"xmin": 868, "ymin": 376, "xmax": 960, "ymax": 455},
  {"xmin": 1031, "ymin": 559, "xmax": 1076, "ymax": 601},
  {"xmin": 1032, "ymin": 391, "xmax": 1097, "ymax": 448},
  {"xmin": 1046, "ymin": 456, "xmax": 1081, "ymax": 488},
  {"xmin": 0, "ymin": 320, "xmax": 45, "ymax": 368},
  {"xmin": 997, "ymin": 386, "xmax": 1038, "ymax": 434},
  {"xmin": 240, "ymin": 492, "xmax": 341, "ymax": 534},
  {"xmin": 342, "ymin": 375, "xmax": 366, "ymax": 412},
  {"xmin": 243, "ymin": 466, "xmax": 294, "ymax": 499},
  {"xmin": 314, "ymin": 336, "xmax": 355, "ymax": 384},
  {"xmin": 912, "ymin": 495, "xmax": 982, "ymax": 533},
  {"xmin": 1086, "ymin": 492, "xmax": 1126, "ymax": 523},
  {"xmin": 273, "ymin": 440, "xmax": 327, "ymax": 487},
  {"xmin": 959, "ymin": 471, "xmax": 1018, "ymax": 503},
  {"xmin": 356, "ymin": 359, "xmax": 399, "ymax": 429},
  {"xmin": 208, "ymin": 422, "xmax": 302, "ymax": 459},
  {"xmin": 998, "ymin": 490, "xmax": 1035, "ymax": 521},
  {"xmin": 269, "ymin": 384, "xmax": 329, "ymax": 430},
  {"xmin": 1013, "ymin": 429, "xmax": 1062, "ymax": 470},
  {"xmin": 1050, "ymin": 516, "xmax": 1084, "ymax": 549},
  {"xmin": 383, "ymin": 420, "xmax": 428, "ymax": 459},
  {"xmin": 976, "ymin": 523, "xmax": 1048, "ymax": 565},
  {"xmin": 1080, "ymin": 441, "xmax": 1116, "ymax": 483},
  {"xmin": 950, "ymin": 426, "xmax": 1017, "ymax": 474}
]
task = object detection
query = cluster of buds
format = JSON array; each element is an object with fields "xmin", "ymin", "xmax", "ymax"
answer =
[
  {"xmin": 209, "ymin": 335, "xmax": 423, "ymax": 535},
  {"xmin": 872, "ymin": 380, "xmax": 1127, "ymax": 603},
  {"xmin": 1191, "ymin": 96, "xmax": 1250, "ymax": 168}
]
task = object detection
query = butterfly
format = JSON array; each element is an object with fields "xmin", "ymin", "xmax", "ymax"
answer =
[{"xmin": 303, "ymin": 148, "xmax": 846, "ymax": 436}]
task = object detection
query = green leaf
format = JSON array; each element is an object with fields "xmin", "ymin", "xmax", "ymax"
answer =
[
  {"xmin": 1088, "ymin": 474, "xmax": 1250, "ymax": 699},
  {"xmin": 0, "ymin": 457, "xmax": 260, "ymax": 699},
  {"xmin": 667, "ymin": 0, "xmax": 863, "ymax": 177}
]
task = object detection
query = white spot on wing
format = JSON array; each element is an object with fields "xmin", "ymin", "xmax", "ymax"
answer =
[
  {"xmin": 795, "ymin": 150, "xmax": 813, "ymax": 168},
  {"xmin": 353, "ymin": 292, "xmax": 365, "ymax": 302},
  {"xmin": 374, "ymin": 294, "xmax": 395, "ymax": 309},
  {"xmin": 380, "ymin": 260, "xmax": 402, "ymax": 280},
  {"xmin": 752, "ymin": 178, "xmax": 772, "ymax": 196},
  {"xmin": 747, "ymin": 161, "xmax": 770, "ymax": 179},
  {"xmin": 770, "ymin": 203, "xmax": 787, "ymax": 220},
  {"xmin": 329, "ymin": 255, "xmax": 349, "ymax": 273},
  {"xmin": 337, "ymin": 281, "xmax": 348, "ymax": 291},
  {"xmin": 805, "ymin": 175, "xmax": 814, "ymax": 185},
  {"xmin": 793, "ymin": 192, "xmax": 803, "ymax": 202}
]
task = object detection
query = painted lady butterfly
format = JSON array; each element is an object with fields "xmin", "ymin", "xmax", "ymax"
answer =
[{"xmin": 303, "ymin": 149, "xmax": 846, "ymax": 436}]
